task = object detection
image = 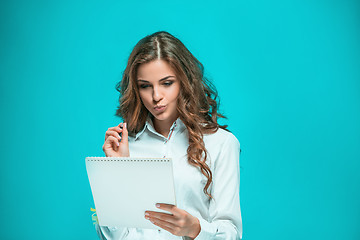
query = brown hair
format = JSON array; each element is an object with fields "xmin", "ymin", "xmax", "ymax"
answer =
[{"xmin": 115, "ymin": 31, "xmax": 228, "ymax": 199}]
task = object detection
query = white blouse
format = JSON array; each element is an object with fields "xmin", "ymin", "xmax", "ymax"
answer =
[{"xmin": 95, "ymin": 117, "xmax": 242, "ymax": 240}]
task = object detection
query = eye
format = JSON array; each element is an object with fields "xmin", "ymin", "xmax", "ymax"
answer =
[
  {"xmin": 139, "ymin": 84, "xmax": 151, "ymax": 89},
  {"xmin": 163, "ymin": 81, "xmax": 174, "ymax": 86}
]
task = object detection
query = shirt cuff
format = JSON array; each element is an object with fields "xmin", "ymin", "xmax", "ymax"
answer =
[
  {"xmin": 194, "ymin": 217, "xmax": 216, "ymax": 240},
  {"xmin": 95, "ymin": 224, "xmax": 129, "ymax": 239}
]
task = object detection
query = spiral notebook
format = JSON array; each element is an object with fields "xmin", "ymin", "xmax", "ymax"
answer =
[{"xmin": 85, "ymin": 157, "xmax": 176, "ymax": 229}]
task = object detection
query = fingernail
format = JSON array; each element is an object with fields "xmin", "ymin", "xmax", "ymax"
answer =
[
  {"xmin": 116, "ymin": 141, "xmax": 119, "ymax": 146},
  {"xmin": 156, "ymin": 204, "xmax": 160, "ymax": 208},
  {"xmin": 124, "ymin": 122, "xmax": 127, "ymax": 129},
  {"xmin": 145, "ymin": 212, "xmax": 149, "ymax": 216}
]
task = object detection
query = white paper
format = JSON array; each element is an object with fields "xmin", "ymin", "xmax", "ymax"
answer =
[{"xmin": 86, "ymin": 157, "xmax": 176, "ymax": 229}]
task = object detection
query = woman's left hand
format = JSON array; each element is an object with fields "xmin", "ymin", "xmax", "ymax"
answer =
[{"xmin": 145, "ymin": 203, "xmax": 201, "ymax": 239}]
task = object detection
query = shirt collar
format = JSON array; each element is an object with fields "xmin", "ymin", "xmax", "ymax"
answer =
[{"xmin": 135, "ymin": 115, "xmax": 186, "ymax": 140}]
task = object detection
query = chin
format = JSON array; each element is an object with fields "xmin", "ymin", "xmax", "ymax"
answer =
[{"xmin": 152, "ymin": 114, "xmax": 168, "ymax": 121}]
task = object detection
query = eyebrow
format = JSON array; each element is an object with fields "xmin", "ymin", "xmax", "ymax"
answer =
[{"xmin": 137, "ymin": 75, "xmax": 176, "ymax": 83}]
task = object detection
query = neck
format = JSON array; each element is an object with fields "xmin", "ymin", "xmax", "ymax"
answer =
[{"xmin": 152, "ymin": 115, "xmax": 179, "ymax": 138}]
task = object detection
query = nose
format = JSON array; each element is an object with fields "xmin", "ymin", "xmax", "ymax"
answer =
[{"xmin": 152, "ymin": 86, "xmax": 163, "ymax": 102}]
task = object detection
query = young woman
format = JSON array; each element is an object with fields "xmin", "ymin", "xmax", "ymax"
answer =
[{"xmin": 97, "ymin": 31, "xmax": 242, "ymax": 240}]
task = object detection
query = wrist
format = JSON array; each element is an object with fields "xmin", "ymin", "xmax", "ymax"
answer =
[{"xmin": 188, "ymin": 218, "xmax": 201, "ymax": 239}]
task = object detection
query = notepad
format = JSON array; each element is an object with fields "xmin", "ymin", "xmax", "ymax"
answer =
[{"xmin": 85, "ymin": 157, "xmax": 176, "ymax": 229}]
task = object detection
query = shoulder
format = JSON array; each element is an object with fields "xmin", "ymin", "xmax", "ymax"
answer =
[
  {"xmin": 203, "ymin": 128, "xmax": 241, "ymax": 170},
  {"xmin": 203, "ymin": 128, "xmax": 240, "ymax": 150}
]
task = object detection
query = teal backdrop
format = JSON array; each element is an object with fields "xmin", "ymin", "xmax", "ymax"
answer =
[{"xmin": 1, "ymin": 0, "xmax": 359, "ymax": 239}]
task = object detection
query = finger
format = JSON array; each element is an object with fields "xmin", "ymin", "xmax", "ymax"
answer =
[
  {"xmin": 149, "ymin": 220, "xmax": 176, "ymax": 235},
  {"xmin": 106, "ymin": 130, "xmax": 122, "ymax": 141},
  {"xmin": 147, "ymin": 216, "xmax": 177, "ymax": 232},
  {"xmin": 105, "ymin": 136, "xmax": 120, "ymax": 147},
  {"xmin": 121, "ymin": 122, "xmax": 128, "ymax": 143},
  {"xmin": 155, "ymin": 203, "xmax": 178, "ymax": 215},
  {"xmin": 145, "ymin": 211, "xmax": 176, "ymax": 224},
  {"xmin": 107, "ymin": 125, "xmax": 123, "ymax": 133},
  {"xmin": 102, "ymin": 142, "xmax": 115, "ymax": 155},
  {"xmin": 113, "ymin": 125, "xmax": 123, "ymax": 131},
  {"xmin": 106, "ymin": 127, "xmax": 123, "ymax": 136}
]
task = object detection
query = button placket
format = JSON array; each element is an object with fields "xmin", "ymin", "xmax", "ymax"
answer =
[
  {"xmin": 162, "ymin": 121, "xmax": 177, "ymax": 158},
  {"xmin": 162, "ymin": 142, "xmax": 167, "ymax": 158}
]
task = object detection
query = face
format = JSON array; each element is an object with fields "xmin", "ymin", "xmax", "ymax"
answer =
[{"xmin": 136, "ymin": 59, "xmax": 181, "ymax": 125}]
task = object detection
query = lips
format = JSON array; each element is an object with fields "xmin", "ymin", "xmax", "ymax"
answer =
[{"xmin": 154, "ymin": 105, "xmax": 166, "ymax": 112}]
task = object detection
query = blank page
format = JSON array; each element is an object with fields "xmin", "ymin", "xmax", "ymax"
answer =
[{"xmin": 86, "ymin": 157, "xmax": 176, "ymax": 229}]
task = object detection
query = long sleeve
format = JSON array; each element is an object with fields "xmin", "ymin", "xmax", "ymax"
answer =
[
  {"xmin": 90, "ymin": 118, "xmax": 242, "ymax": 240},
  {"xmin": 194, "ymin": 134, "xmax": 242, "ymax": 240},
  {"xmin": 94, "ymin": 224, "xmax": 129, "ymax": 240}
]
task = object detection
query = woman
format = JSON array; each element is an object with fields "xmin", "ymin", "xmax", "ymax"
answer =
[{"xmin": 97, "ymin": 31, "xmax": 242, "ymax": 240}]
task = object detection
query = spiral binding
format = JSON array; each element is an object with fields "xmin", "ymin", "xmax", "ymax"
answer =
[{"xmin": 86, "ymin": 157, "xmax": 170, "ymax": 162}]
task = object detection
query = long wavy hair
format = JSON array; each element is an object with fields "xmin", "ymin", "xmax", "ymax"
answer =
[{"xmin": 115, "ymin": 31, "xmax": 228, "ymax": 199}]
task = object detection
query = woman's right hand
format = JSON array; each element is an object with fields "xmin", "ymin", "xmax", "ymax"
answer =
[{"xmin": 102, "ymin": 122, "xmax": 130, "ymax": 157}]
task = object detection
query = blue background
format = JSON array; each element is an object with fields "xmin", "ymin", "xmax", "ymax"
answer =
[{"xmin": 1, "ymin": 0, "xmax": 359, "ymax": 239}]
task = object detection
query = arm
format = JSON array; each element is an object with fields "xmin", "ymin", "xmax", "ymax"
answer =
[
  {"xmin": 195, "ymin": 134, "xmax": 242, "ymax": 240},
  {"xmin": 94, "ymin": 224, "xmax": 129, "ymax": 240},
  {"xmin": 146, "ymin": 134, "xmax": 242, "ymax": 240}
]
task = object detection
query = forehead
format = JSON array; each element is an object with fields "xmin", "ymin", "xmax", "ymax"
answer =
[{"xmin": 137, "ymin": 60, "xmax": 176, "ymax": 81}]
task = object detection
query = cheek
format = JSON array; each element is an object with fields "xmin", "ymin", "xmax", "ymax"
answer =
[
  {"xmin": 169, "ymin": 85, "xmax": 180, "ymax": 100},
  {"xmin": 139, "ymin": 92, "xmax": 151, "ymax": 106}
]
